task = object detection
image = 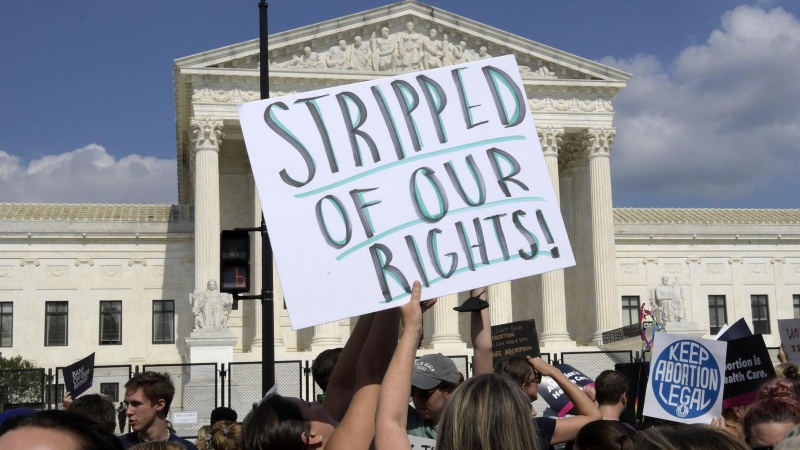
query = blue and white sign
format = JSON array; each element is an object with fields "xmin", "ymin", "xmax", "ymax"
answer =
[{"xmin": 643, "ymin": 332, "xmax": 727, "ymax": 424}]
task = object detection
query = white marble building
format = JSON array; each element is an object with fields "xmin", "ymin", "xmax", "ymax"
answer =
[{"xmin": 1, "ymin": 1, "xmax": 799, "ymax": 370}]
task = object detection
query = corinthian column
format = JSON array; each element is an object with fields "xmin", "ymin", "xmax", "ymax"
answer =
[
  {"xmin": 571, "ymin": 145, "xmax": 595, "ymax": 345},
  {"xmin": 428, "ymin": 293, "xmax": 467, "ymax": 349},
  {"xmin": 191, "ymin": 118, "xmax": 223, "ymax": 294},
  {"xmin": 536, "ymin": 127, "xmax": 574, "ymax": 346},
  {"xmin": 559, "ymin": 147, "xmax": 577, "ymax": 339},
  {"xmin": 311, "ymin": 320, "xmax": 342, "ymax": 351},
  {"xmin": 583, "ymin": 128, "xmax": 621, "ymax": 344},
  {"xmin": 488, "ymin": 282, "xmax": 513, "ymax": 326}
]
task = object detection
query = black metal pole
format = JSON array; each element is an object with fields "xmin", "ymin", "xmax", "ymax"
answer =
[{"xmin": 259, "ymin": 0, "xmax": 275, "ymax": 397}]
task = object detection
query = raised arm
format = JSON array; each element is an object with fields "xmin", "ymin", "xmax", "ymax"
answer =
[
  {"xmin": 469, "ymin": 287, "xmax": 493, "ymax": 376},
  {"xmin": 376, "ymin": 282, "xmax": 433, "ymax": 450},
  {"xmin": 325, "ymin": 307, "xmax": 399, "ymax": 450},
  {"xmin": 529, "ymin": 357, "xmax": 601, "ymax": 445},
  {"xmin": 322, "ymin": 313, "xmax": 375, "ymax": 421}
]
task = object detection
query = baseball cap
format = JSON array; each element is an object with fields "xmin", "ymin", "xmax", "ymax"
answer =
[{"xmin": 411, "ymin": 354, "xmax": 459, "ymax": 390}]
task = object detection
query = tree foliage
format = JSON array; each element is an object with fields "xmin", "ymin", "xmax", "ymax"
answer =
[{"xmin": 0, "ymin": 353, "xmax": 42, "ymax": 409}]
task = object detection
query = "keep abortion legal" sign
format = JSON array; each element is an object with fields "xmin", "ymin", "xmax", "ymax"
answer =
[
  {"xmin": 643, "ymin": 333, "xmax": 727, "ymax": 424},
  {"xmin": 239, "ymin": 55, "xmax": 574, "ymax": 329}
]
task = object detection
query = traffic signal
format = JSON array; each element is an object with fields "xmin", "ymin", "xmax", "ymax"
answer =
[{"xmin": 220, "ymin": 230, "xmax": 250, "ymax": 294}]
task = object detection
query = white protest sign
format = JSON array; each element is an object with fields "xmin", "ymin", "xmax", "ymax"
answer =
[
  {"xmin": 239, "ymin": 55, "xmax": 575, "ymax": 329},
  {"xmin": 778, "ymin": 319, "xmax": 800, "ymax": 364},
  {"xmin": 171, "ymin": 411, "xmax": 198, "ymax": 425},
  {"xmin": 408, "ymin": 435, "xmax": 436, "ymax": 450},
  {"xmin": 643, "ymin": 332, "xmax": 727, "ymax": 424}
]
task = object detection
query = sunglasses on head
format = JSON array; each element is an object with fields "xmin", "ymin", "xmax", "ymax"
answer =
[
  {"xmin": 524, "ymin": 370, "xmax": 542, "ymax": 385},
  {"xmin": 411, "ymin": 387, "xmax": 438, "ymax": 399}
]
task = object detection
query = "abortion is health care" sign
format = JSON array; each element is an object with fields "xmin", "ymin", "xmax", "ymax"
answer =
[
  {"xmin": 239, "ymin": 55, "xmax": 574, "ymax": 329},
  {"xmin": 643, "ymin": 333, "xmax": 727, "ymax": 424}
]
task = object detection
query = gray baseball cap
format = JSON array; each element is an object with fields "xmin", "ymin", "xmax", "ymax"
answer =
[{"xmin": 411, "ymin": 354, "xmax": 459, "ymax": 390}]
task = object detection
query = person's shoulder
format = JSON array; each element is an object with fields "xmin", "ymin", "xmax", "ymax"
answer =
[
  {"xmin": 535, "ymin": 416, "xmax": 557, "ymax": 434},
  {"xmin": 169, "ymin": 434, "xmax": 199, "ymax": 450},
  {"xmin": 117, "ymin": 432, "xmax": 137, "ymax": 449}
]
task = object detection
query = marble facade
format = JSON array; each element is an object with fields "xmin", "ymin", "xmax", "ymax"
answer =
[{"xmin": 0, "ymin": 1, "xmax": 799, "ymax": 370}]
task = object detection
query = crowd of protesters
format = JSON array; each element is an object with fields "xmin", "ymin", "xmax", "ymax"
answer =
[{"xmin": 2, "ymin": 281, "xmax": 800, "ymax": 449}]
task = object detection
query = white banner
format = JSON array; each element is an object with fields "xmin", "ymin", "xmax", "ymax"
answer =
[
  {"xmin": 239, "ymin": 55, "xmax": 574, "ymax": 329},
  {"xmin": 408, "ymin": 435, "xmax": 436, "ymax": 450},
  {"xmin": 643, "ymin": 332, "xmax": 727, "ymax": 424},
  {"xmin": 778, "ymin": 318, "xmax": 800, "ymax": 364}
]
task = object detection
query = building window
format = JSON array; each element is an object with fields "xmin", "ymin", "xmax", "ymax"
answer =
[
  {"xmin": 708, "ymin": 296, "xmax": 727, "ymax": 335},
  {"xmin": 794, "ymin": 295, "xmax": 800, "ymax": 319},
  {"xmin": 621, "ymin": 296, "xmax": 640, "ymax": 327},
  {"xmin": 751, "ymin": 295, "xmax": 771, "ymax": 334},
  {"xmin": 0, "ymin": 303, "xmax": 12, "ymax": 347},
  {"xmin": 99, "ymin": 301, "xmax": 122, "ymax": 345},
  {"xmin": 152, "ymin": 300, "xmax": 174, "ymax": 344},
  {"xmin": 45, "ymin": 302, "xmax": 68, "ymax": 346},
  {"xmin": 100, "ymin": 383, "xmax": 119, "ymax": 402}
]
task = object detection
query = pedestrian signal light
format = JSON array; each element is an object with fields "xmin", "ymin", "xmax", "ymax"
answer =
[{"xmin": 220, "ymin": 230, "xmax": 250, "ymax": 293}]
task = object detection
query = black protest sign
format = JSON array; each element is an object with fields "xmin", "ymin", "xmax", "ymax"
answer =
[
  {"xmin": 722, "ymin": 334, "xmax": 775, "ymax": 407},
  {"xmin": 537, "ymin": 364, "xmax": 594, "ymax": 417},
  {"xmin": 491, "ymin": 319, "xmax": 540, "ymax": 362},
  {"xmin": 717, "ymin": 318, "xmax": 752, "ymax": 342},
  {"xmin": 64, "ymin": 353, "xmax": 95, "ymax": 397},
  {"xmin": 616, "ymin": 362, "xmax": 650, "ymax": 428}
]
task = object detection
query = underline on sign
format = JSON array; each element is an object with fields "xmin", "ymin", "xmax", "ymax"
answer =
[
  {"xmin": 335, "ymin": 196, "xmax": 545, "ymax": 261},
  {"xmin": 378, "ymin": 250, "xmax": 552, "ymax": 304},
  {"xmin": 294, "ymin": 135, "xmax": 527, "ymax": 199}
]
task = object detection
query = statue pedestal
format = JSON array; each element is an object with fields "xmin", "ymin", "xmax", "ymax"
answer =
[
  {"xmin": 184, "ymin": 329, "xmax": 238, "ymax": 365},
  {"xmin": 663, "ymin": 321, "xmax": 706, "ymax": 339}
]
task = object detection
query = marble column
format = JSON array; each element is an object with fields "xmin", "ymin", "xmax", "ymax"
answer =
[
  {"xmin": 537, "ymin": 127, "xmax": 574, "ymax": 346},
  {"xmin": 311, "ymin": 320, "xmax": 342, "ymax": 351},
  {"xmin": 584, "ymin": 128, "xmax": 621, "ymax": 344},
  {"xmin": 571, "ymin": 145, "xmax": 595, "ymax": 345},
  {"xmin": 559, "ymin": 149, "xmax": 577, "ymax": 339},
  {"xmin": 429, "ymin": 293, "xmax": 467, "ymax": 348},
  {"xmin": 772, "ymin": 257, "xmax": 788, "ymax": 329},
  {"xmin": 488, "ymin": 282, "xmax": 513, "ymax": 326},
  {"xmin": 729, "ymin": 257, "xmax": 745, "ymax": 320},
  {"xmin": 191, "ymin": 118, "xmax": 223, "ymax": 293},
  {"xmin": 251, "ymin": 180, "xmax": 263, "ymax": 349}
]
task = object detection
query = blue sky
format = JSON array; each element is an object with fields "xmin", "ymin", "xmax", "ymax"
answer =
[{"xmin": 1, "ymin": 0, "xmax": 798, "ymax": 207}]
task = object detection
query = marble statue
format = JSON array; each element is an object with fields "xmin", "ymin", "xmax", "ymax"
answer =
[
  {"xmin": 421, "ymin": 28, "xmax": 445, "ymax": 69},
  {"xmin": 348, "ymin": 35, "xmax": 372, "ymax": 71},
  {"xmin": 649, "ymin": 276, "xmax": 684, "ymax": 324},
  {"xmin": 450, "ymin": 40, "xmax": 468, "ymax": 64},
  {"xmin": 398, "ymin": 21, "xmax": 422, "ymax": 70},
  {"xmin": 475, "ymin": 46, "xmax": 492, "ymax": 60},
  {"xmin": 371, "ymin": 27, "xmax": 397, "ymax": 71},
  {"xmin": 326, "ymin": 40, "xmax": 350, "ymax": 69},
  {"xmin": 190, "ymin": 279, "xmax": 233, "ymax": 330},
  {"xmin": 274, "ymin": 47, "xmax": 324, "ymax": 68}
]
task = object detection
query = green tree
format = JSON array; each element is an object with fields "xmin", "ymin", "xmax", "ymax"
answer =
[{"xmin": 0, "ymin": 353, "xmax": 42, "ymax": 410}]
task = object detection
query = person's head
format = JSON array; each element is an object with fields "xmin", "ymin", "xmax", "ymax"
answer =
[
  {"xmin": 494, "ymin": 355, "xmax": 539, "ymax": 401},
  {"xmin": 479, "ymin": 46, "xmax": 487, "ymax": 55},
  {"xmin": 210, "ymin": 407, "xmax": 238, "ymax": 426},
  {"xmin": 130, "ymin": 443, "xmax": 186, "ymax": 450},
  {"xmin": 595, "ymin": 370, "xmax": 629, "ymax": 417},
  {"xmin": 338, "ymin": 40, "xmax": 346, "ymax": 49},
  {"xmin": 411, "ymin": 354, "xmax": 460, "ymax": 421},
  {"xmin": 436, "ymin": 373, "xmax": 540, "ymax": 450},
  {"xmin": 208, "ymin": 280, "xmax": 218, "ymax": 291},
  {"xmin": 636, "ymin": 425, "xmax": 748, "ymax": 450},
  {"xmin": 124, "ymin": 372, "xmax": 175, "ymax": 433},
  {"xmin": 311, "ymin": 348, "xmax": 342, "ymax": 393},
  {"xmin": 0, "ymin": 409, "xmax": 124, "ymax": 450},
  {"xmin": 381, "ymin": 27, "xmax": 389, "ymax": 38},
  {"xmin": 405, "ymin": 21, "xmax": 414, "ymax": 32},
  {"xmin": 354, "ymin": 36, "xmax": 362, "ymax": 45},
  {"xmin": 429, "ymin": 28, "xmax": 437, "ymax": 38},
  {"xmin": 196, "ymin": 425, "xmax": 210, "ymax": 450},
  {"xmin": 459, "ymin": 41, "xmax": 466, "ymax": 49},
  {"xmin": 776, "ymin": 363, "xmax": 800, "ymax": 380},
  {"xmin": 661, "ymin": 276, "xmax": 669, "ymax": 285},
  {"xmin": 241, "ymin": 394, "xmax": 336, "ymax": 450},
  {"xmin": 303, "ymin": 47, "xmax": 311, "ymax": 56},
  {"xmin": 745, "ymin": 379, "xmax": 800, "ymax": 448},
  {"xmin": 68, "ymin": 393, "xmax": 117, "ymax": 434},
  {"xmin": 574, "ymin": 420, "xmax": 635, "ymax": 450},
  {"xmin": 208, "ymin": 420, "xmax": 241, "ymax": 450}
]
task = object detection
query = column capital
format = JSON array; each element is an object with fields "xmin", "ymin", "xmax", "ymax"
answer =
[
  {"xmin": 537, "ymin": 126, "xmax": 564, "ymax": 157},
  {"xmin": 581, "ymin": 127, "xmax": 616, "ymax": 158},
  {"xmin": 190, "ymin": 117, "xmax": 224, "ymax": 153},
  {"xmin": 559, "ymin": 139, "xmax": 582, "ymax": 172}
]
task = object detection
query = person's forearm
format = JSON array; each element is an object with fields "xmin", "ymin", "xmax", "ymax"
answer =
[
  {"xmin": 471, "ymin": 308, "xmax": 493, "ymax": 375},
  {"xmin": 323, "ymin": 313, "xmax": 375, "ymax": 419},
  {"xmin": 356, "ymin": 309, "xmax": 399, "ymax": 384},
  {"xmin": 550, "ymin": 371, "xmax": 600, "ymax": 418},
  {"xmin": 376, "ymin": 322, "xmax": 421, "ymax": 448}
]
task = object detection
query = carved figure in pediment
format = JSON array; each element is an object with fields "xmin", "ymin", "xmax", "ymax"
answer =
[
  {"xmin": 274, "ymin": 47, "xmax": 324, "ymax": 68},
  {"xmin": 398, "ymin": 21, "xmax": 422, "ymax": 71},
  {"xmin": 326, "ymin": 40, "xmax": 350, "ymax": 69},
  {"xmin": 475, "ymin": 46, "xmax": 492, "ymax": 60},
  {"xmin": 450, "ymin": 40, "xmax": 469, "ymax": 64},
  {"xmin": 421, "ymin": 28, "xmax": 445, "ymax": 69},
  {"xmin": 533, "ymin": 65, "xmax": 555, "ymax": 77},
  {"xmin": 348, "ymin": 35, "xmax": 373, "ymax": 71},
  {"xmin": 371, "ymin": 27, "xmax": 397, "ymax": 71}
]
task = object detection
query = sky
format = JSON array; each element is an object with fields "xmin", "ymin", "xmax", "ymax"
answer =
[{"xmin": 1, "ymin": 0, "xmax": 798, "ymax": 207}]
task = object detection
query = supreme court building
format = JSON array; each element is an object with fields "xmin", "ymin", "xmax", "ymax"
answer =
[{"xmin": 1, "ymin": 0, "xmax": 799, "ymax": 370}]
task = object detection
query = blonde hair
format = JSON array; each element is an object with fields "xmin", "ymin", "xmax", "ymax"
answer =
[
  {"xmin": 636, "ymin": 425, "xmax": 748, "ymax": 450},
  {"xmin": 436, "ymin": 373, "xmax": 540, "ymax": 450},
  {"xmin": 130, "ymin": 442, "xmax": 186, "ymax": 450},
  {"xmin": 208, "ymin": 420, "xmax": 242, "ymax": 450},
  {"xmin": 196, "ymin": 425, "xmax": 210, "ymax": 450}
]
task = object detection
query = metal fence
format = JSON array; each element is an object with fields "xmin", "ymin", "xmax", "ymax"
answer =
[
  {"xmin": 0, "ymin": 368, "xmax": 47, "ymax": 410},
  {"xmin": 55, "ymin": 365, "xmax": 132, "ymax": 409},
  {"xmin": 560, "ymin": 351, "xmax": 633, "ymax": 380},
  {"xmin": 228, "ymin": 360, "xmax": 303, "ymax": 421},
  {"xmin": 142, "ymin": 363, "xmax": 217, "ymax": 438}
]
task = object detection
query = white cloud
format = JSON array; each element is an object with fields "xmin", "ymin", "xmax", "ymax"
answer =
[
  {"xmin": 603, "ymin": 5, "xmax": 800, "ymax": 207},
  {"xmin": 0, "ymin": 144, "xmax": 177, "ymax": 204}
]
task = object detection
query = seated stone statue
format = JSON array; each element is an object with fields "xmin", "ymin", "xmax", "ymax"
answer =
[
  {"xmin": 326, "ymin": 40, "xmax": 350, "ymax": 69},
  {"xmin": 421, "ymin": 28, "xmax": 445, "ymax": 69},
  {"xmin": 397, "ymin": 21, "xmax": 422, "ymax": 71},
  {"xmin": 190, "ymin": 279, "xmax": 233, "ymax": 331},
  {"xmin": 371, "ymin": 27, "xmax": 397, "ymax": 71},
  {"xmin": 649, "ymin": 276, "xmax": 678, "ymax": 323},
  {"xmin": 348, "ymin": 35, "xmax": 372, "ymax": 71}
]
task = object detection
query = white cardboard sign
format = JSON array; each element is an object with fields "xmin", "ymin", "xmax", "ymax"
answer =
[
  {"xmin": 171, "ymin": 411, "xmax": 198, "ymax": 425},
  {"xmin": 239, "ymin": 55, "xmax": 575, "ymax": 329},
  {"xmin": 408, "ymin": 435, "xmax": 436, "ymax": 450},
  {"xmin": 643, "ymin": 332, "xmax": 727, "ymax": 424},
  {"xmin": 778, "ymin": 318, "xmax": 800, "ymax": 364}
]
